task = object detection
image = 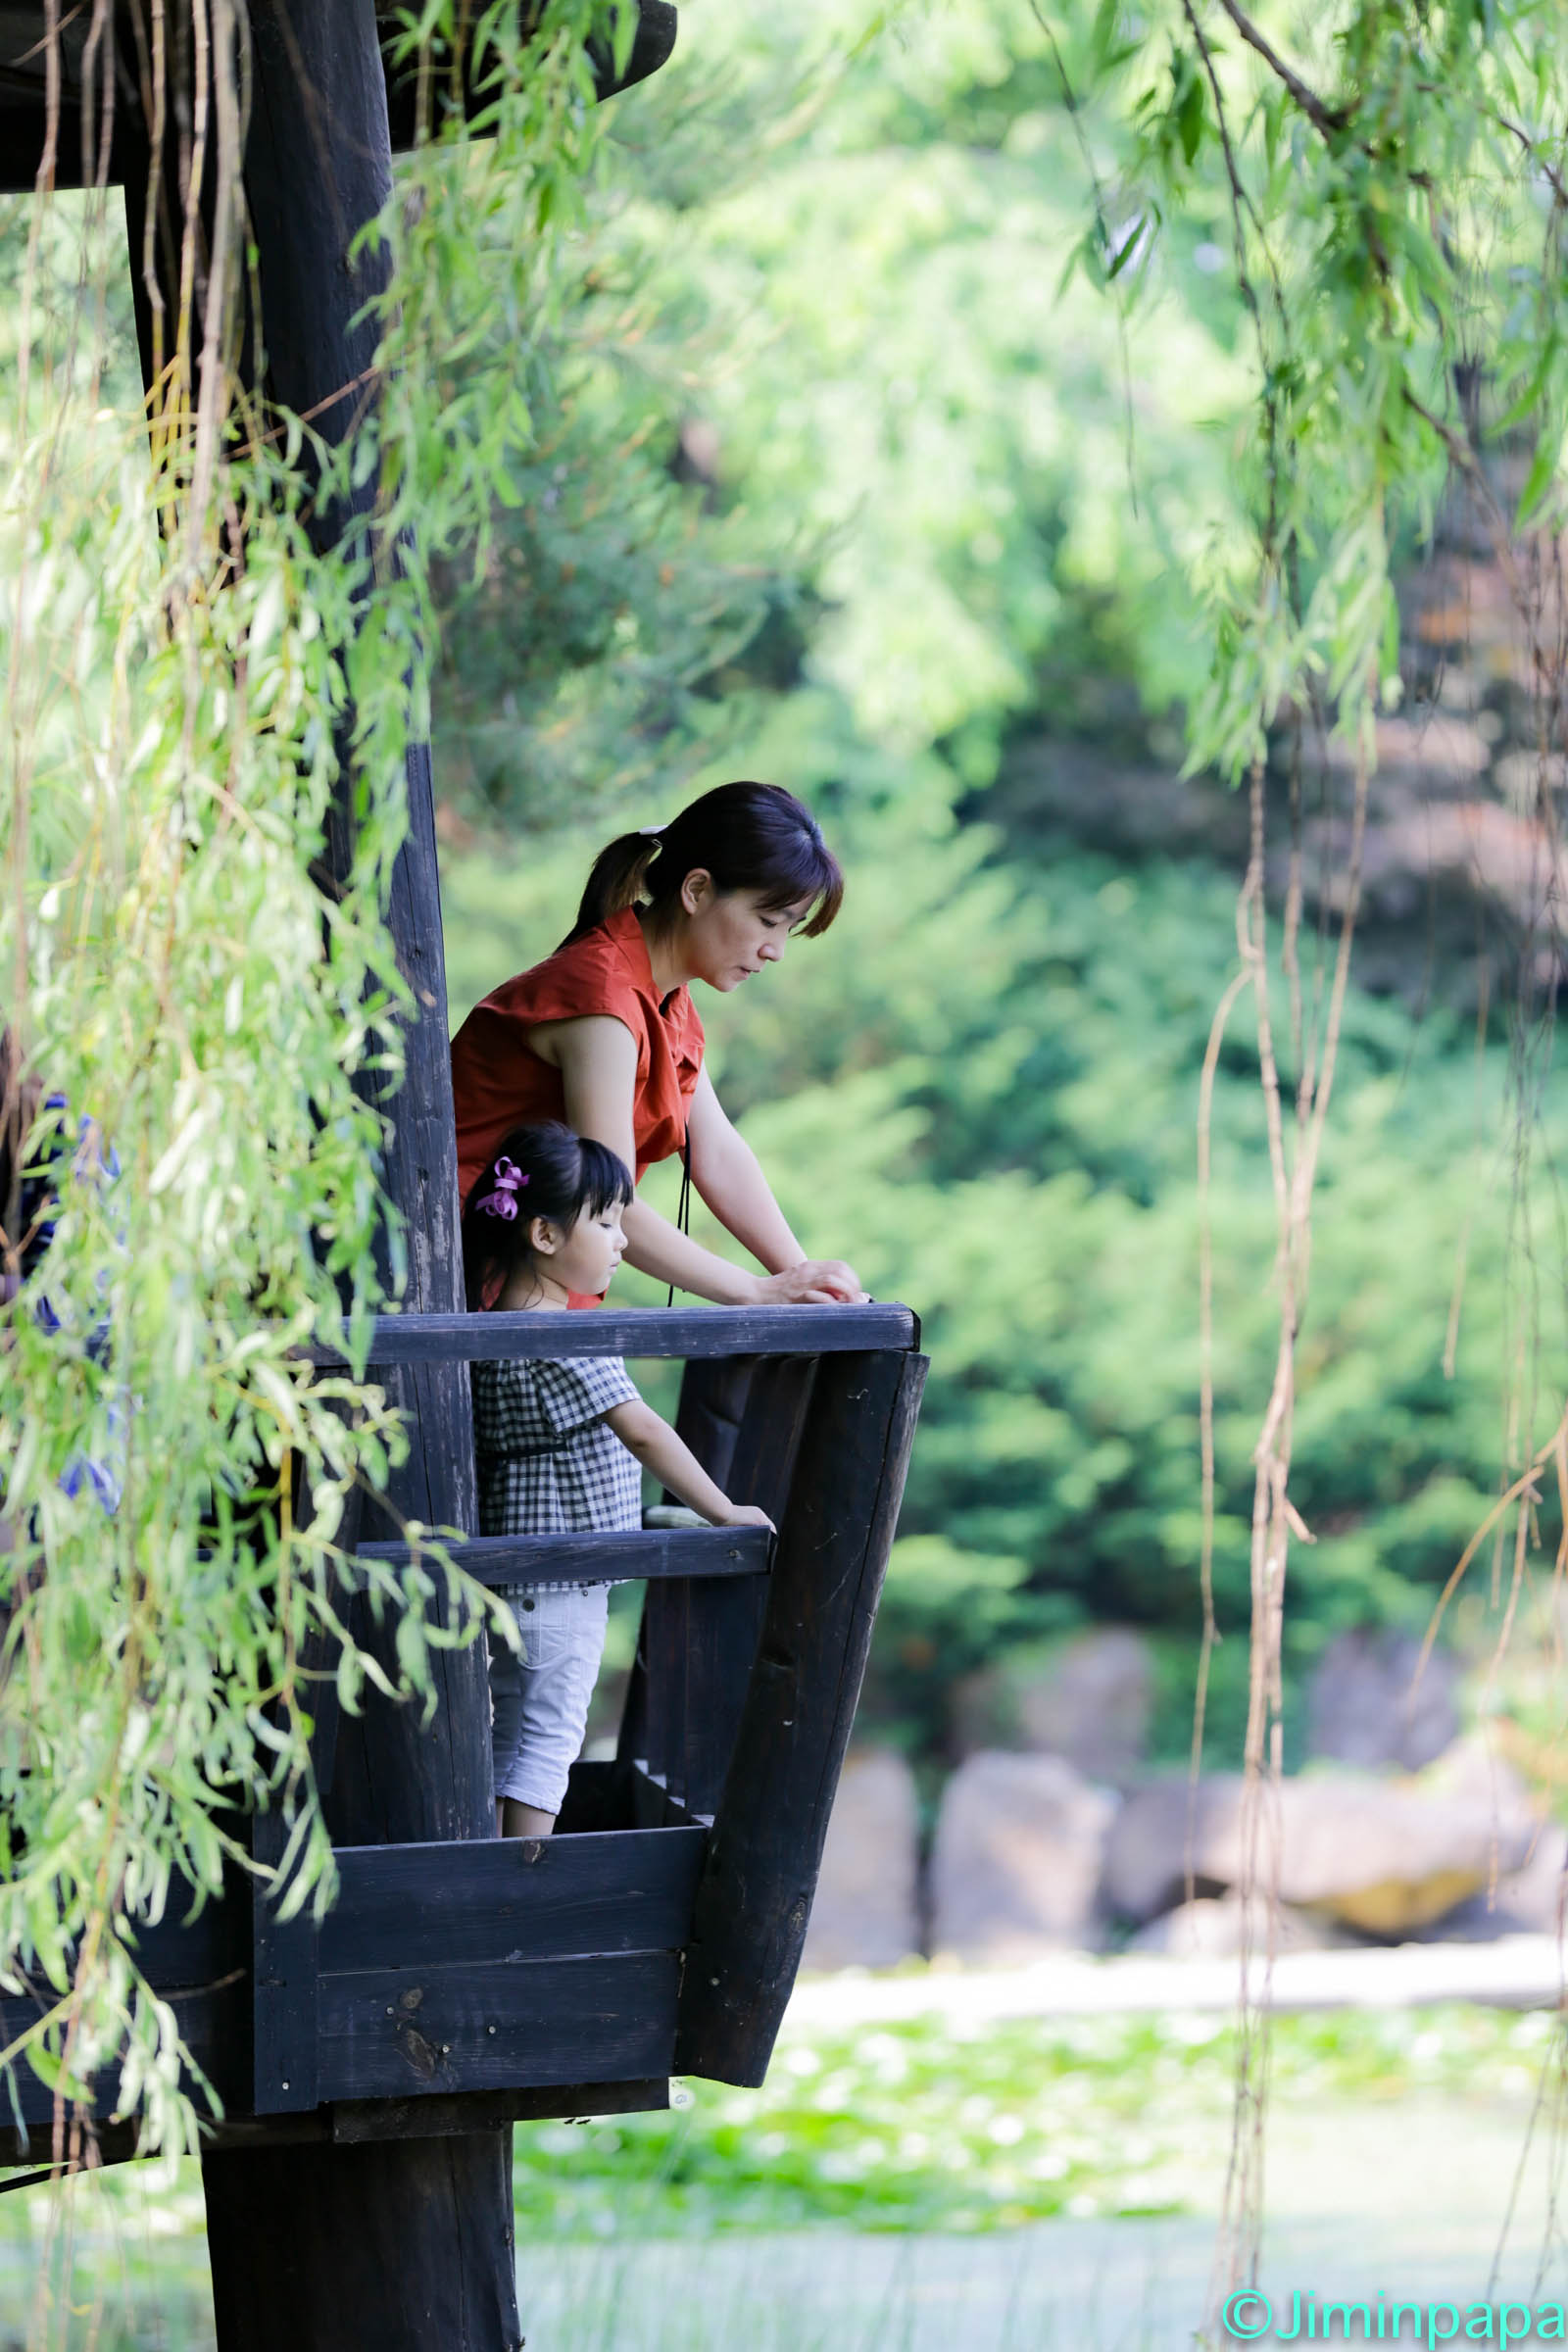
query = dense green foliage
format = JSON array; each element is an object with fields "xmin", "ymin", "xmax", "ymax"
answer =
[
  {"xmin": 446, "ymin": 790, "xmax": 1561, "ymax": 1767},
  {"xmin": 440, "ymin": 0, "xmax": 1568, "ymax": 1770}
]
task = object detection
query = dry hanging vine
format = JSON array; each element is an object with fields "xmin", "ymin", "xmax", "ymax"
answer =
[{"xmin": 1041, "ymin": 0, "xmax": 1568, "ymax": 2323}]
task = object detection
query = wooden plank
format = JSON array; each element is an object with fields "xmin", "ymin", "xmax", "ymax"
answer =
[
  {"xmin": 250, "ymin": 1814, "xmax": 320, "ymax": 2117},
  {"xmin": 553, "ymin": 1758, "xmax": 627, "ymax": 1836},
  {"xmin": 0, "ymin": 1984, "xmax": 237, "ymax": 2132},
  {"xmin": 320, "ymin": 1827, "xmax": 705, "ymax": 1975},
  {"xmin": 353, "ymin": 1525, "xmax": 771, "ymax": 1587},
  {"xmin": 0, "ymin": 2079, "xmax": 672, "ymax": 2172},
  {"xmin": 301, "ymin": 1302, "xmax": 918, "ymax": 1366},
  {"xmin": 626, "ymin": 1765, "xmax": 705, "ymax": 1830},
  {"xmin": 330, "ymin": 2079, "xmax": 670, "ymax": 2142},
  {"xmin": 0, "ymin": 2, "xmax": 680, "ymax": 194},
  {"xmin": 674, "ymin": 1349, "xmax": 929, "ymax": 2087},
  {"xmin": 626, "ymin": 1356, "xmax": 756, "ymax": 1800},
  {"xmin": 667, "ymin": 1356, "xmax": 757, "ymax": 1493},
  {"xmin": 316, "ymin": 1953, "xmax": 680, "ymax": 2103},
  {"xmin": 676, "ymin": 1356, "xmax": 818, "ymax": 1816},
  {"xmin": 119, "ymin": 1894, "xmax": 237, "ymax": 1996},
  {"xmin": 0, "ymin": 1884, "xmax": 250, "ymax": 2137},
  {"xmin": 551, "ymin": 1759, "xmax": 703, "ymax": 1834}
]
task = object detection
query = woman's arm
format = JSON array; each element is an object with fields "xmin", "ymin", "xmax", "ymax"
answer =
[
  {"xmin": 544, "ymin": 1016, "xmax": 770, "ymax": 1302},
  {"xmin": 606, "ymin": 1398, "xmax": 772, "ymax": 1528},
  {"xmin": 685, "ymin": 1070, "xmax": 864, "ymax": 1300},
  {"xmin": 542, "ymin": 1016, "xmax": 863, "ymax": 1306}
]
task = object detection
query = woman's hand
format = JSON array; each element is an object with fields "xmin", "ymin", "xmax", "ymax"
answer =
[{"xmin": 748, "ymin": 1258, "xmax": 867, "ymax": 1306}]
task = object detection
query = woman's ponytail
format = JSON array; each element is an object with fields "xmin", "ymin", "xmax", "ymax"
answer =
[
  {"xmin": 561, "ymin": 784, "xmax": 843, "ymax": 954},
  {"xmin": 563, "ymin": 833, "xmax": 661, "ymax": 949}
]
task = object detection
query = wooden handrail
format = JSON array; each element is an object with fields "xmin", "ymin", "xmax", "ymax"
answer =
[
  {"xmin": 301, "ymin": 1301, "xmax": 919, "ymax": 1367},
  {"xmin": 354, "ymin": 1526, "xmax": 772, "ymax": 1588}
]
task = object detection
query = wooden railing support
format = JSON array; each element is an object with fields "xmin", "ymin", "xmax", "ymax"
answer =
[
  {"xmin": 672, "ymin": 1347, "xmax": 928, "ymax": 2085},
  {"xmin": 626, "ymin": 1355, "xmax": 818, "ymax": 1817}
]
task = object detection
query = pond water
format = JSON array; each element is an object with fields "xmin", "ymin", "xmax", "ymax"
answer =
[{"xmin": 2, "ymin": 2013, "xmax": 1565, "ymax": 2349}]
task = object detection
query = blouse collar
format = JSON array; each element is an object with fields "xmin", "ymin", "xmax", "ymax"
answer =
[{"xmin": 606, "ymin": 905, "xmax": 687, "ymax": 1021}]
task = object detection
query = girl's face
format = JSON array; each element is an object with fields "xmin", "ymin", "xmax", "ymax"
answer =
[
  {"xmin": 677, "ymin": 876, "xmax": 810, "ymax": 994},
  {"xmin": 526, "ymin": 1198, "xmax": 628, "ymax": 1302}
]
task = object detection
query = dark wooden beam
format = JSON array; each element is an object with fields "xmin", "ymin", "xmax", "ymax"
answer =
[
  {"xmin": 354, "ymin": 1523, "xmax": 771, "ymax": 1586},
  {"xmin": 318, "ymin": 1951, "xmax": 681, "ymax": 2102},
  {"xmin": 673, "ymin": 1348, "xmax": 929, "ymax": 2086},
  {"xmin": 302, "ymin": 1300, "xmax": 920, "ymax": 1366},
  {"xmin": 629, "ymin": 1355, "xmax": 817, "ymax": 1817},
  {"xmin": 321, "ymin": 1825, "xmax": 705, "ymax": 1975},
  {"xmin": 249, "ymin": 1821, "xmax": 703, "ymax": 2116},
  {"xmin": 0, "ymin": 2081, "xmax": 671, "ymax": 2175},
  {"xmin": 329, "ymin": 2076, "xmax": 669, "ymax": 2141},
  {"xmin": 0, "ymin": 2, "xmax": 678, "ymax": 193}
]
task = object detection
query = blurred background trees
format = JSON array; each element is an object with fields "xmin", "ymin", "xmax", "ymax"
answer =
[{"xmin": 431, "ymin": 0, "xmax": 1568, "ymax": 1780}]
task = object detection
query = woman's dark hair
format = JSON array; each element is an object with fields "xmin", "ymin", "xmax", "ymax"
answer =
[
  {"xmin": 563, "ymin": 780, "xmax": 843, "ymax": 951},
  {"xmin": 462, "ymin": 1122, "xmax": 634, "ymax": 1311}
]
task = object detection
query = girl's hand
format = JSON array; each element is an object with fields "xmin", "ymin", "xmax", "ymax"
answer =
[
  {"xmin": 714, "ymin": 1502, "xmax": 775, "ymax": 1532},
  {"xmin": 749, "ymin": 1258, "xmax": 867, "ymax": 1306}
]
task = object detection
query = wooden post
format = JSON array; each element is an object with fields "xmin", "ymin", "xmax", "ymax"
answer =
[
  {"xmin": 622, "ymin": 1356, "xmax": 819, "ymax": 1816},
  {"xmin": 117, "ymin": 4, "xmax": 514, "ymax": 2342},
  {"xmin": 673, "ymin": 1347, "xmax": 927, "ymax": 2085}
]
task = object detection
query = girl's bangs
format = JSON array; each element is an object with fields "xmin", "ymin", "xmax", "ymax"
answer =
[{"xmin": 578, "ymin": 1139, "xmax": 635, "ymax": 1219}]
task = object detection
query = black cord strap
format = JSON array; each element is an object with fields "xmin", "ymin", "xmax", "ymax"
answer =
[{"xmin": 665, "ymin": 1132, "xmax": 692, "ymax": 1308}]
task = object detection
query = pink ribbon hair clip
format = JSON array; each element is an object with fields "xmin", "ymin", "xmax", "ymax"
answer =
[{"xmin": 474, "ymin": 1158, "xmax": 530, "ymax": 1220}]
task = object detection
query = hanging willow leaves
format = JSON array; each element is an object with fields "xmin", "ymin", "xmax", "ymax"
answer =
[{"xmin": 0, "ymin": 0, "xmax": 631, "ymax": 2166}]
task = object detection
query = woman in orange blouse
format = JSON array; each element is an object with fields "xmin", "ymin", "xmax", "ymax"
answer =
[{"xmin": 450, "ymin": 782, "xmax": 864, "ymax": 1307}]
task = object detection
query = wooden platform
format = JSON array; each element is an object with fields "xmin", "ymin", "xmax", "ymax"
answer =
[{"xmin": 1, "ymin": 1306, "xmax": 927, "ymax": 2162}]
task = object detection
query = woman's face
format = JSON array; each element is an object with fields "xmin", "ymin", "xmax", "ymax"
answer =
[{"xmin": 678, "ymin": 875, "xmax": 810, "ymax": 993}]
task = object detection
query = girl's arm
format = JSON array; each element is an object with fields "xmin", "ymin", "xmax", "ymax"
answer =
[
  {"xmin": 545, "ymin": 1017, "xmax": 863, "ymax": 1306},
  {"xmin": 606, "ymin": 1398, "xmax": 772, "ymax": 1529}
]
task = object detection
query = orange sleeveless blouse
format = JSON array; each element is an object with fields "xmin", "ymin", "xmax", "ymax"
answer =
[{"xmin": 450, "ymin": 906, "xmax": 706, "ymax": 1208}]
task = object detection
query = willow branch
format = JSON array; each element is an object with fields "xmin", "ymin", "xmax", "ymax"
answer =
[
  {"xmin": 1210, "ymin": 0, "xmax": 1348, "ymax": 138},
  {"xmin": 1470, "ymin": 99, "xmax": 1568, "ymax": 213}
]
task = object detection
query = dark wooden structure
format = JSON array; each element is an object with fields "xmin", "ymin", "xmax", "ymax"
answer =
[
  {"xmin": 0, "ymin": 6, "xmax": 927, "ymax": 2348},
  {"xmin": 0, "ymin": 1310, "xmax": 926, "ymax": 2267}
]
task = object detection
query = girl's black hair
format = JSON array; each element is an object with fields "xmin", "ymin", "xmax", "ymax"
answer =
[
  {"xmin": 462, "ymin": 1121, "xmax": 633, "ymax": 1311},
  {"xmin": 562, "ymin": 779, "xmax": 844, "ymax": 951}
]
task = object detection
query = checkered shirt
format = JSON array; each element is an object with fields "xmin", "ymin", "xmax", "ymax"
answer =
[{"xmin": 471, "ymin": 1353, "xmax": 643, "ymax": 1591}]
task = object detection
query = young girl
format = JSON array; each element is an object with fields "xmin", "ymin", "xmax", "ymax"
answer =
[{"xmin": 463, "ymin": 1121, "xmax": 772, "ymax": 1839}]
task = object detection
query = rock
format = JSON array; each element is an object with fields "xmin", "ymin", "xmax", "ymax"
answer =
[
  {"xmin": 1102, "ymin": 1777, "xmax": 1232, "ymax": 1924},
  {"xmin": 1400, "ymin": 1736, "xmax": 1565, "ymax": 1940},
  {"xmin": 929, "ymin": 1751, "xmax": 1118, "ymax": 1959},
  {"xmin": 801, "ymin": 1748, "xmax": 921, "ymax": 1971},
  {"xmin": 1103, "ymin": 1765, "xmax": 1541, "ymax": 1936},
  {"xmin": 1127, "ymin": 1894, "xmax": 1357, "ymax": 1958},
  {"xmin": 949, "ymin": 1629, "xmax": 1154, "ymax": 1784},
  {"xmin": 1305, "ymin": 1628, "xmax": 1461, "ymax": 1772}
]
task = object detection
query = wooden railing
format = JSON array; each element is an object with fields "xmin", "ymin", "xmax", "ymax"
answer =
[{"xmin": 0, "ymin": 1301, "xmax": 927, "ymax": 2158}]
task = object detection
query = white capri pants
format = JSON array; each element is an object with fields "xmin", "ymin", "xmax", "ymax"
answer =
[{"xmin": 488, "ymin": 1583, "xmax": 611, "ymax": 1815}]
